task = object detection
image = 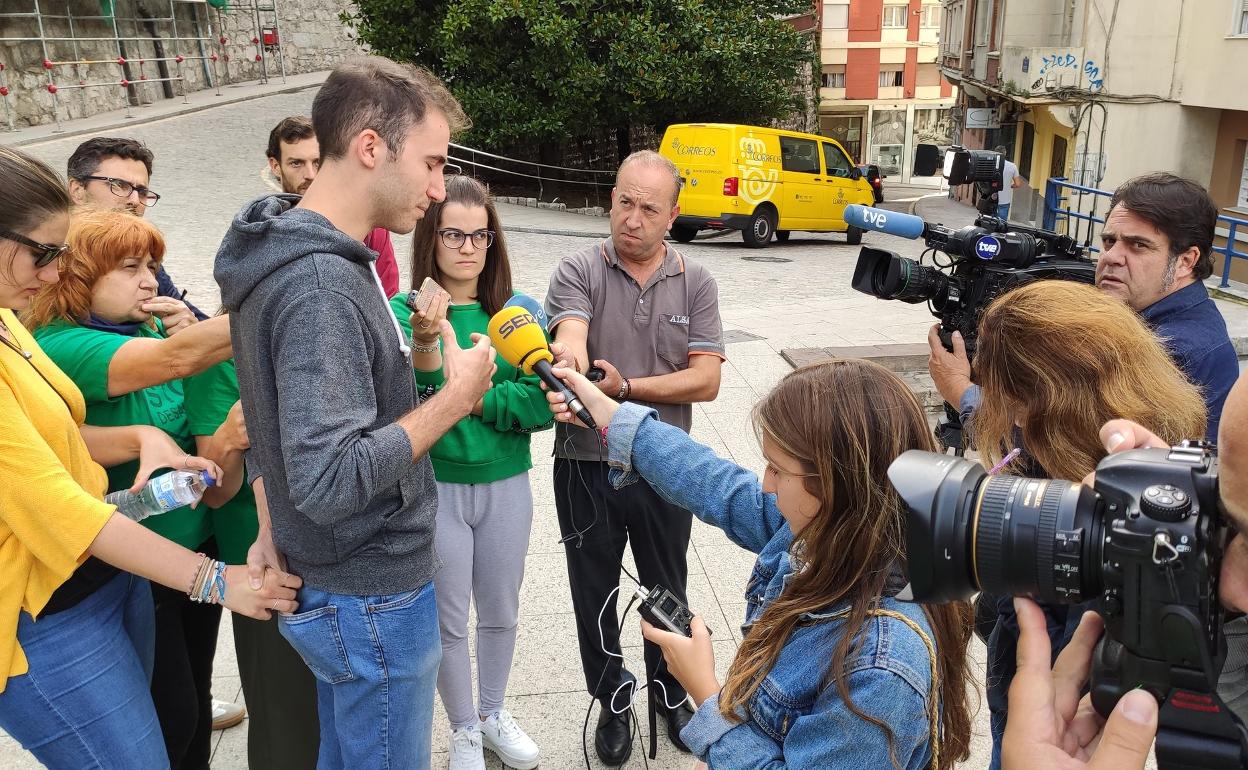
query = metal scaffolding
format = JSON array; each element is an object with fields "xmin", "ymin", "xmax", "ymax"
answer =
[{"xmin": 0, "ymin": 0, "xmax": 286, "ymax": 132}]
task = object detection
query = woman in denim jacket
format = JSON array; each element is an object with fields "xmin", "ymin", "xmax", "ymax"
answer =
[{"xmin": 545, "ymin": 358, "xmax": 974, "ymax": 769}]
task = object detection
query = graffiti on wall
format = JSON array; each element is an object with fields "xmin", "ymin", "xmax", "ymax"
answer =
[{"xmin": 1031, "ymin": 53, "xmax": 1104, "ymax": 92}]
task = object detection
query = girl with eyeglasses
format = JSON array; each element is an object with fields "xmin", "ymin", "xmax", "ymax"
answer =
[
  {"xmin": 0, "ymin": 148, "xmax": 298, "ymax": 769},
  {"xmin": 388, "ymin": 175, "xmax": 551, "ymax": 770},
  {"xmin": 544, "ymin": 359, "xmax": 975, "ymax": 770}
]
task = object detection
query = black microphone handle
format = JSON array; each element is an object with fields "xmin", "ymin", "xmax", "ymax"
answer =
[{"xmin": 533, "ymin": 359, "xmax": 598, "ymax": 431}]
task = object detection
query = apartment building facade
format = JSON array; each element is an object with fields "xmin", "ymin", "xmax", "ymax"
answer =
[
  {"xmin": 818, "ymin": 0, "xmax": 957, "ymax": 184},
  {"xmin": 938, "ymin": 0, "xmax": 1248, "ymax": 279}
]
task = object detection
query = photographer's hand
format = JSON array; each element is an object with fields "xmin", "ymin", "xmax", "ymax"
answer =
[
  {"xmin": 927, "ymin": 324, "xmax": 973, "ymax": 406},
  {"xmin": 1003, "ymin": 598, "xmax": 1156, "ymax": 769}
]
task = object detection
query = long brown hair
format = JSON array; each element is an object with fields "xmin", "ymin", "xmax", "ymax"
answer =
[
  {"xmin": 409, "ymin": 175, "xmax": 513, "ymax": 316},
  {"xmin": 720, "ymin": 359, "xmax": 973, "ymax": 768},
  {"xmin": 974, "ymin": 280, "xmax": 1207, "ymax": 480},
  {"xmin": 23, "ymin": 207, "xmax": 166, "ymax": 330}
]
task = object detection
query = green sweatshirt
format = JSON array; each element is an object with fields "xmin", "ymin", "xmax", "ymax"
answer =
[{"xmin": 389, "ymin": 294, "xmax": 553, "ymax": 484}]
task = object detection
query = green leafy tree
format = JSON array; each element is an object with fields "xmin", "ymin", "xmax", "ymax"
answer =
[{"xmin": 344, "ymin": 0, "xmax": 814, "ymax": 160}]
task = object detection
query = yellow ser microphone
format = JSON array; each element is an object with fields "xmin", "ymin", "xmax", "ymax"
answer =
[{"xmin": 487, "ymin": 305, "xmax": 598, "ymax": 430}]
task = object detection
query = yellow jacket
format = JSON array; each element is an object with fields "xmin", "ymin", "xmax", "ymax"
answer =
[{"xmin": 0, "ymin": 308, "xmax": 113, "ymax": 692}]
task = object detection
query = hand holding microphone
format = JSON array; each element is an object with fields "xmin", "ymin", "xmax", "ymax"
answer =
[{"xmin": 487, "ymin": 305, "xmax": 600, "ymax": 430}]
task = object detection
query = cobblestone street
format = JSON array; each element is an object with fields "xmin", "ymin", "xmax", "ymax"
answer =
[{"xmin": 5, "ymin": 81, "xmax": 1223, "ymax": 769}]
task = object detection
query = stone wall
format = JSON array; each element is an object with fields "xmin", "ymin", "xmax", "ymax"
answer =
[{"xmin": 0, "ymin": 0, "xmax": 365, "ymax": 129}]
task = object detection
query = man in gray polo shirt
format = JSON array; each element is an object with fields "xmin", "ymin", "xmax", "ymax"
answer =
[{"xmin": 545, "ymin": 150, "xmax": 724, "ymax": 765}]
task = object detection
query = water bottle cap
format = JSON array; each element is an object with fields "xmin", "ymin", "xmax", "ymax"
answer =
[{"xmin": 200, "ymin": 470, "xmax": 217, "ymax": 487}]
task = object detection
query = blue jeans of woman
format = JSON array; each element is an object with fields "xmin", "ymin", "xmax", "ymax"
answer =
[
  {"xmin": 0, "ymin": 571, "xmax": 166, "ymax": 769},
  {"xmin": 278, "ymin": 581, "xmax": 441, "ymax": 770}
]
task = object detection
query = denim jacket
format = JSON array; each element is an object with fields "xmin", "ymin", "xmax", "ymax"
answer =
[{"xmin": 607, "ymin": 402, "xmax": 939, "ymax": 769}]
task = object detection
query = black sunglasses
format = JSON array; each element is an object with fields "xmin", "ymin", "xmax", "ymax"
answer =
[{"xmin": 0, "ymin": 228, "xmax": 68, "ymax": 268}]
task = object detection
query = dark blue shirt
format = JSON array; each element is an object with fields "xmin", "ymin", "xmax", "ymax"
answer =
[
  {"xmin": 156, "ymin": 266, "xmax": 208, "ymax": 321},
  {"xmin": 1139, "ymin": 280, "xmax": 1238, "ymax": 442}
]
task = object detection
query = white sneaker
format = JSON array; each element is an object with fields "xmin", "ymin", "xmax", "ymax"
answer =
[
  {"xmin": 480, "ymin": 710, "xmax": 540, "ymax": 769},
  {"xmin": 449, "ymin": 723, "xmax": 485, "ymax": 770},
  {"xmin": 210, "ymin": 699, "xmax": 246, "ymax": 730}
]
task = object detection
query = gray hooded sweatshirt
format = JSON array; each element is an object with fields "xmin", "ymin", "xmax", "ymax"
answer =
[{"xmin": 214, "ymin": 195, "xmax": 435, "ymax": 596}]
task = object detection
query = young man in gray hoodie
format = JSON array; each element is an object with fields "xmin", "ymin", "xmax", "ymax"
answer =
[{"xmin": 214, "ymin": 57, "xmax": 495, "ymax": 769}]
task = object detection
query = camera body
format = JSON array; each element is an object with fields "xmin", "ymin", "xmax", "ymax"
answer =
[
  {"xmin": 851, "ymin": 213, "xmax": 1096, "ymax": 352},
  {"xmin": 889, "ymin": 442, "xmax": 1248, "ymax": 767}
]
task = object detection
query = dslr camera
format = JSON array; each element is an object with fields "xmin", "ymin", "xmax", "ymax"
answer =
[{"xmin": 890, "ymin": 442, "xmax": 1248, "ymax": 769}]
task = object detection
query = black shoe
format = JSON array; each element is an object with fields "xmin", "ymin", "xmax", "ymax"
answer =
[
  {"xmin": 595, "ymin": 703, "xmax": 633, "ymax": 766},
  {"xmin": 656, "ymin": 698, "xmax": 695, "ymax": 753}
]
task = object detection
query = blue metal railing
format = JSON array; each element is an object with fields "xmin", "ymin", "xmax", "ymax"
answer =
[{"xmin": 1043, "ymin": 177, "xmax": 1248, "ymax": 288}]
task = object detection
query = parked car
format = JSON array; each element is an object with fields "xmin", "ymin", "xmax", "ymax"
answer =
[
  {"xmin": 659, "ymin": 123, "xmax": 876, "ymax": 247},
  {"xmin": 857, "ymin": 164, "xmax": 885, "ymax": 204}
]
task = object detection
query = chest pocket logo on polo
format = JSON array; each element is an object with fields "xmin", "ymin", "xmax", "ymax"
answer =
[{"xmin": 657, "ymin": 313, "xmax": 690, "ymax": 368}]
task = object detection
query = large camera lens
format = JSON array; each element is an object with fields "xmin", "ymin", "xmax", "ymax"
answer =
[
  {"xmin": 888, "ymin": 450, "xmax": 1103, "ymax": 604},
  {"xmin": 851, "ymin": 247, "xmax": 949, "ymax": 304}
]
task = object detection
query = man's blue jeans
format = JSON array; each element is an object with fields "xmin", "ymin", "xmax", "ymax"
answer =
[
  {"xmin": 0, "ymin": 571, "xmax": 166, "ymax": 769},
  {"xmin": 997, "ymin": 203, "xmax": 1011, "ymax": 220},
  {"xmin": 278, "ymin": 581, "xmax": 441, "ymax": 770}
]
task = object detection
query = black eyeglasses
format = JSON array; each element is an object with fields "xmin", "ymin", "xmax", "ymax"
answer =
[
  {"xmin": 437, "ymin": 228, "xmax": 495, "ymax": 250},
  {"xmin": 0, "ymin": 228, "xmax": 68, "ymax": 268},
  {"xmin": 78, "ymin": 175, "xmax": 161, "ymax": 207}
]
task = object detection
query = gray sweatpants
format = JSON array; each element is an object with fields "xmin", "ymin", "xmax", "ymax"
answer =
[{"xmin": 433, "ymin": 472, "xmax": 534, "ymax": 729}]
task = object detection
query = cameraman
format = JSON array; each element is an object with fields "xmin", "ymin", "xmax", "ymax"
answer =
[
  {"xmin": 929, "ymin": 172, "xmax": 1238, "ymax": 441},
  {"xmin": 1001, "ymin": 370, "xmax": 1248, "ymax": 769}
]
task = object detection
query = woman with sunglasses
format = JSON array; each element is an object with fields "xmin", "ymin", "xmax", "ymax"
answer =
[
  {"xmin": 389, "ymin": 175, "xmax": 552, "ymax": 770},
  {"xmin": 0, "ymin": 146, "xmax": 299, "ymax": 770}
]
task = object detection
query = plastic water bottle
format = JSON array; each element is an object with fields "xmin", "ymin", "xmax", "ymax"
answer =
[{"xmin": 105, "ymin": 470, "xmax": 216, "ymax": 522}]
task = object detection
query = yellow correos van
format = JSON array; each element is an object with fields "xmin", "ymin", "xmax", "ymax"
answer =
[{"xmin": 659, "ymin": 123, "xmax": 876, "ymax": 248}]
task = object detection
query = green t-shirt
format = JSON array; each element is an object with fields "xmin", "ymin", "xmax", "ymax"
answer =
[
  {"xmin": 183, "ymin": 360, "xmax": 258, "ymax": 565},
  {"xmin": 34, "ymin": 320, "xmax": 211, "ymax": 550},
  {"xmin": 389, "ymin": 294, "xmax": 553, "ymax": 484}
]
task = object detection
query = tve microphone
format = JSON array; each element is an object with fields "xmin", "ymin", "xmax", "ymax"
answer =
[
  {"xmin": 843, "ymin": 204, "xmax": 928, "ymax": 240},
  {"xmin": 487, "ymin": 305, "xmax": 598, "ymax": 430},
  {"xmin": 502, "ymin": 293, "xmax": 549, "ymax": 331}
]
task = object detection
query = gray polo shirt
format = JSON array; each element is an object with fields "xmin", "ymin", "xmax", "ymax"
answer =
[{"xmin": 545, "ymin": 238, "xmax": 724, "ymax": 461}]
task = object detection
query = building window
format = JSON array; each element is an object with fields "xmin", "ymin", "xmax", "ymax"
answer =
[
  {"xmin": 883, "ymin": 5, "xmax": 908, "ymax": 27},
  {"xmin": 823, "ymin": 4, "xmax": 849, "ymax": 29},
  {"xmin": 821, "ymin": 66, "xmax": 846, "ymax": 88},
  {"xmin": 878, "ymin": 69, "xmax": 904, "ymax": 87},
  {"xmin": 921, "ymin": 5, "xmax": 942, "ymax": 28},
  {"xmin": 1238, "ymin": 0, "xmax": 1248, "ymax": 35},
  {"xmin": 917, "ymin": 62, "xmax": 942, "ymax": 87},
  {"xmin": 1238, "ymin": 145, "xmax": 1248, "ymax": 208}
]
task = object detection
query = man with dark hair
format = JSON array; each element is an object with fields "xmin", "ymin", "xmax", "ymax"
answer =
[
  {"xmin": 930, "ymin": 171, "xmax": 1238, "ymax": 440},
  {"xmin": 265, "ymin": 115, "xmax": 401, "ymax": 296},
  {"xmin": 215, "ymin": 56, "xmax": 494, "ymax": 768},
  {"xmin": 66, "ymin": 137, "xmax": 207, "ymax": 322}
]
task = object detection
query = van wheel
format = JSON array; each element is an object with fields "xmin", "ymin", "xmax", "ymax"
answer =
[
  {"xmin": 846, "ymin": 225, "xmax": 863, "ymax": 245},
  {"xmin": 743, "ymin": 209, "xmax": 775, "ymax": 248},
  {"xmin": 775, "ymin": 230, "xmax": 791, "ymax": 243},
  {"xmin": 670, "ymin": 223, "xmax": 698, "ymax": 243}
]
